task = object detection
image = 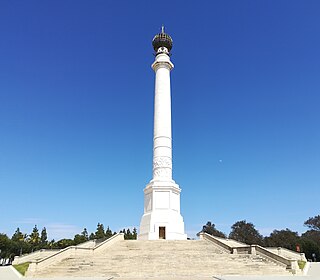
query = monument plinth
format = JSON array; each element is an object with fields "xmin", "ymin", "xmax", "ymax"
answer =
[{"xmin": 138, "ymin": 27, "xmax": 187, "ymax": 240}]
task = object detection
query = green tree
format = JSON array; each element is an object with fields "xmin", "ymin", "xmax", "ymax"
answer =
[
  {"xmin": 11, "ymin": 228, "xmax": 26, "ymax": 242},
  {"xmin": 73, "ymin": 227, "xmax": 89, "ymax": 245},
  {"xmin": 95, "ymin": 223, "xmax": 106, "ymax": 239},
  {"xmin": 40, "ymin": 227, "xmax": 48, "ymax": 246},
  {"xmin": 304, "ymin": 215, "xmax": 320, "ymax": 231},
  {"xmin": 122, "ymin": 228, "xmax": 138, "ymax": 240},
  {"xmin": 301, "ymin": 230, "xmax": 320, "ymax": 260},
  {"xmin": 125, "ymin": 228, "xmax": 132, "ymax": 239},
  {"xmin": 11, "ymin": 228, "xmax": 30, "ymax": 256},
  {"xmin": 302, "ymin": 230, "xmax": 320, "ymax": 244},
  {"xmin": 73, "ymin": 234, "xmax": 87, "ymax": 245},
  {"xmin": 29, "ymin": 225, "xmax": 40, "ymax": 249},
  {"xmin": 125, "ymin": 228, "xmax": 136, "ymax": 240},
  {"xmin": 300, "ymin": 215, "xmax": 320, "ymax": 259},
  {"xmin": 48, "ymin": 239, "xmax": 55, "ymax": 249},
  {"xmin": 132, "ymin": 227, "xmax": 137, "ymax": 239},
  {"xmin": 264, "ymin": 229, "xmax": 300, "ymax": 251},
  {"xmin": 105, "ymin": 226, "xmax": 113, "ymax": 239},
  {"xmin": 0, "ymin": 233, "xmax": 12, "ymax": 258},
  {"xmin": 53, "ymin": 239, "xmax": 74, "ymax": 249},
  {"xmin": 200, "ymin": 221, "xmax": 226, "ymax": 238},
  {"xmin": 81, "ymin": 228, "xmax": 89, "ymax": 241},
  {"xmin": 229, "ymin": 220, "xmax": 263, "ymax": 245}
]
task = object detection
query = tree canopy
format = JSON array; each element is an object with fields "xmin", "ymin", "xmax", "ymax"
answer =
[
  {"xmin": 95, "ymin": 223, "xmax": 106, "ymax": 239},
  {"xmin": 1, "ymin": 216, "xmax": 320, "ymax": 261},
  {"xmin": 229, "ymin": 220, "xmax": 263, "ymax": 245},
  {"xmin": 0, "ymin": 223, "xmax": 132, "ymax": 258},
  {"xmin": 11, "ymin": 228, "xmax": 25, "ymax": 242},
  {"xmin": 264, "ymin": 229, "xmax": 300, "ymax": 251},
  {"xmin": 29, "ymin": 225, "xmax": 40, "ymax": 246},
  {"xmin": 304, "ymin": 215, "xmax": 320, "ymax": 231},
  {"xmin": 200, "ymin": 221, "xmax": 226, "ymax": 238}
]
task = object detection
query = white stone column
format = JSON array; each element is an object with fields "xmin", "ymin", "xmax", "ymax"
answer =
[
  {"xmin": 151, "ymin": 53, "xmax": 174, "ymax": 182},
  {"xmin": 138, "ymin": 28, "xmax": 186, "ymax": 240}
]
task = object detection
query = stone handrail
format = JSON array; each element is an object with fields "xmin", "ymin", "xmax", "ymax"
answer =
[
  {"xmin": 231, "ymin": 246, "xmax": 250, "ymax": 254},
  {"xmin": 199, "ymin": 233, "xmax": 232, "ymax": 253},
  {"xmin": 266, "ymin": 247, "xmax": 307, "ymax": 261},
  {"xmin": 26, "ymin": 246, "xmax": 92, "ymax": 276},
  {"xmin": 26, "ymin": 233, "xmax": 124, "ymax": 276},
  {"xmin": 253, "ymin": 245, "xmax": 299, "ymax": 274},
  {"xmin": 200, "ymin": 233, "xmax": 299, "ymax": 274},
  {"xmin": 13, "ymin": 249, "xmax": 60, "ymax": 265},
  {"xmin": 94, "ymin": 233, "xmax": 124, "ymax": 253},
  {"xmin": 75, "ymin": 239, "xmax": 96, "ymax": 248}
]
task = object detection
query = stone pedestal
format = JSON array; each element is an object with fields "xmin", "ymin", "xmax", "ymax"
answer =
[{"xmin": 139, "ymin": 181, "xmax": 186, "ymax": 240}]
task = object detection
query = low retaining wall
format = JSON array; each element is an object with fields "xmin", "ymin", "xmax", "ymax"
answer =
[
  {"xmin": 200, "ymin": 232, "xmax": 300, "ymax": 274},
  {"xmin": 26, "ymin": 233, "xmax": 124, "ymax": 277},
  {"xmin": 13, "ymin": 249, "xmax": 60, "ymax": 265},
  {"xmin": 266, "ymin": 247, "xmax": 307, "ymax": 261},
  {"xmin": 253, "ymin": 245, "xmax": 292, "ymax": 268},
  {"xmin": 199, "ymin": 233, "xmax": 232, "ymax": 253}
]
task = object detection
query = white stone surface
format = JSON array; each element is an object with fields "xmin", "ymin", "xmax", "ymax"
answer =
[
  {"xmin": 12, "ymin": 249, "xmax": 60, "ymax": 265},
  {"xmin": 138, "ymin": 47, "xmax": 186, "ymax": 240},
  {"xmin": 27, "ymin": 240, "xmax": 292, "ymax": 278}
]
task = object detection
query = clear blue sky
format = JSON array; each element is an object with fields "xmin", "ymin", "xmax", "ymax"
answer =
[{"xmin": 0, "ymin": 0, "xmax": 319, "ymax": 240}]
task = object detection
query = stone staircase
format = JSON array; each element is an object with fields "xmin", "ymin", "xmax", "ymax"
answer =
[{"xmin": 31, "ymin": 240, "xmax": 291, "ymax": 278}]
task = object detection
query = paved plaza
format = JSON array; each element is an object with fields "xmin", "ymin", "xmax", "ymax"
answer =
[{"xmin": 1, "ymin": 263, "xmax": 319, "ymax": 280}]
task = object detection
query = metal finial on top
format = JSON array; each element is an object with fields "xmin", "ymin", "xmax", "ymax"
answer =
[{"xmin": 152, "ymin": 26, "xmax": 173, "ymax": 54}]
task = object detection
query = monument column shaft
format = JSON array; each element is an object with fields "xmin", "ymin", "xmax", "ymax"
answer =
[
  {"xmin": 138, "ymin": 27, "xmax": 186, "ymax": 240},
  {"xmin": 152, "ymin": 54, "xmax": 174, "ymax": 181}
]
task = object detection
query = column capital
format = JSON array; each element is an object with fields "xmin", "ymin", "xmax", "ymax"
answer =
[{"xmin": 152, "ymin": 54, "xmax": 174, "ymax": 71}]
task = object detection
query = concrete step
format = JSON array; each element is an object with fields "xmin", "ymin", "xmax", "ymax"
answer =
[{"xmin": 30, "ymin": 240, "xmax": 292, "ymax": 277}]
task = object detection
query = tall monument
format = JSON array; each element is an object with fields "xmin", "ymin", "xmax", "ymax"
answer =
[{"xmin": 138, "ymin": 27, "xmax": 187, "ymax": 240}]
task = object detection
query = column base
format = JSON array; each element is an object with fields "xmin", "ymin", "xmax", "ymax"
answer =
[{"xmin": 138, "ymin": 180, "xmax": 187, "ymax": 240}]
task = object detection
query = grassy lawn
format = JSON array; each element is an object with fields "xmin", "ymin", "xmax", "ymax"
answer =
[{"xmin": 13, "ymin": 262, "xmax": 30, "ymax": 276}]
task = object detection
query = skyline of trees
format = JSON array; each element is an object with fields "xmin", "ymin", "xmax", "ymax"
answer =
[
  {"xmin": 201, "ymin": 215, "xmax": 320, "ymax": 260},
  {"xmin": 1, "ymin": 216, "xmax": 319, "ymax": 260},
  {"xmin": 0, "ymin": 223, "xmax": 137, "ymax": 259}
]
